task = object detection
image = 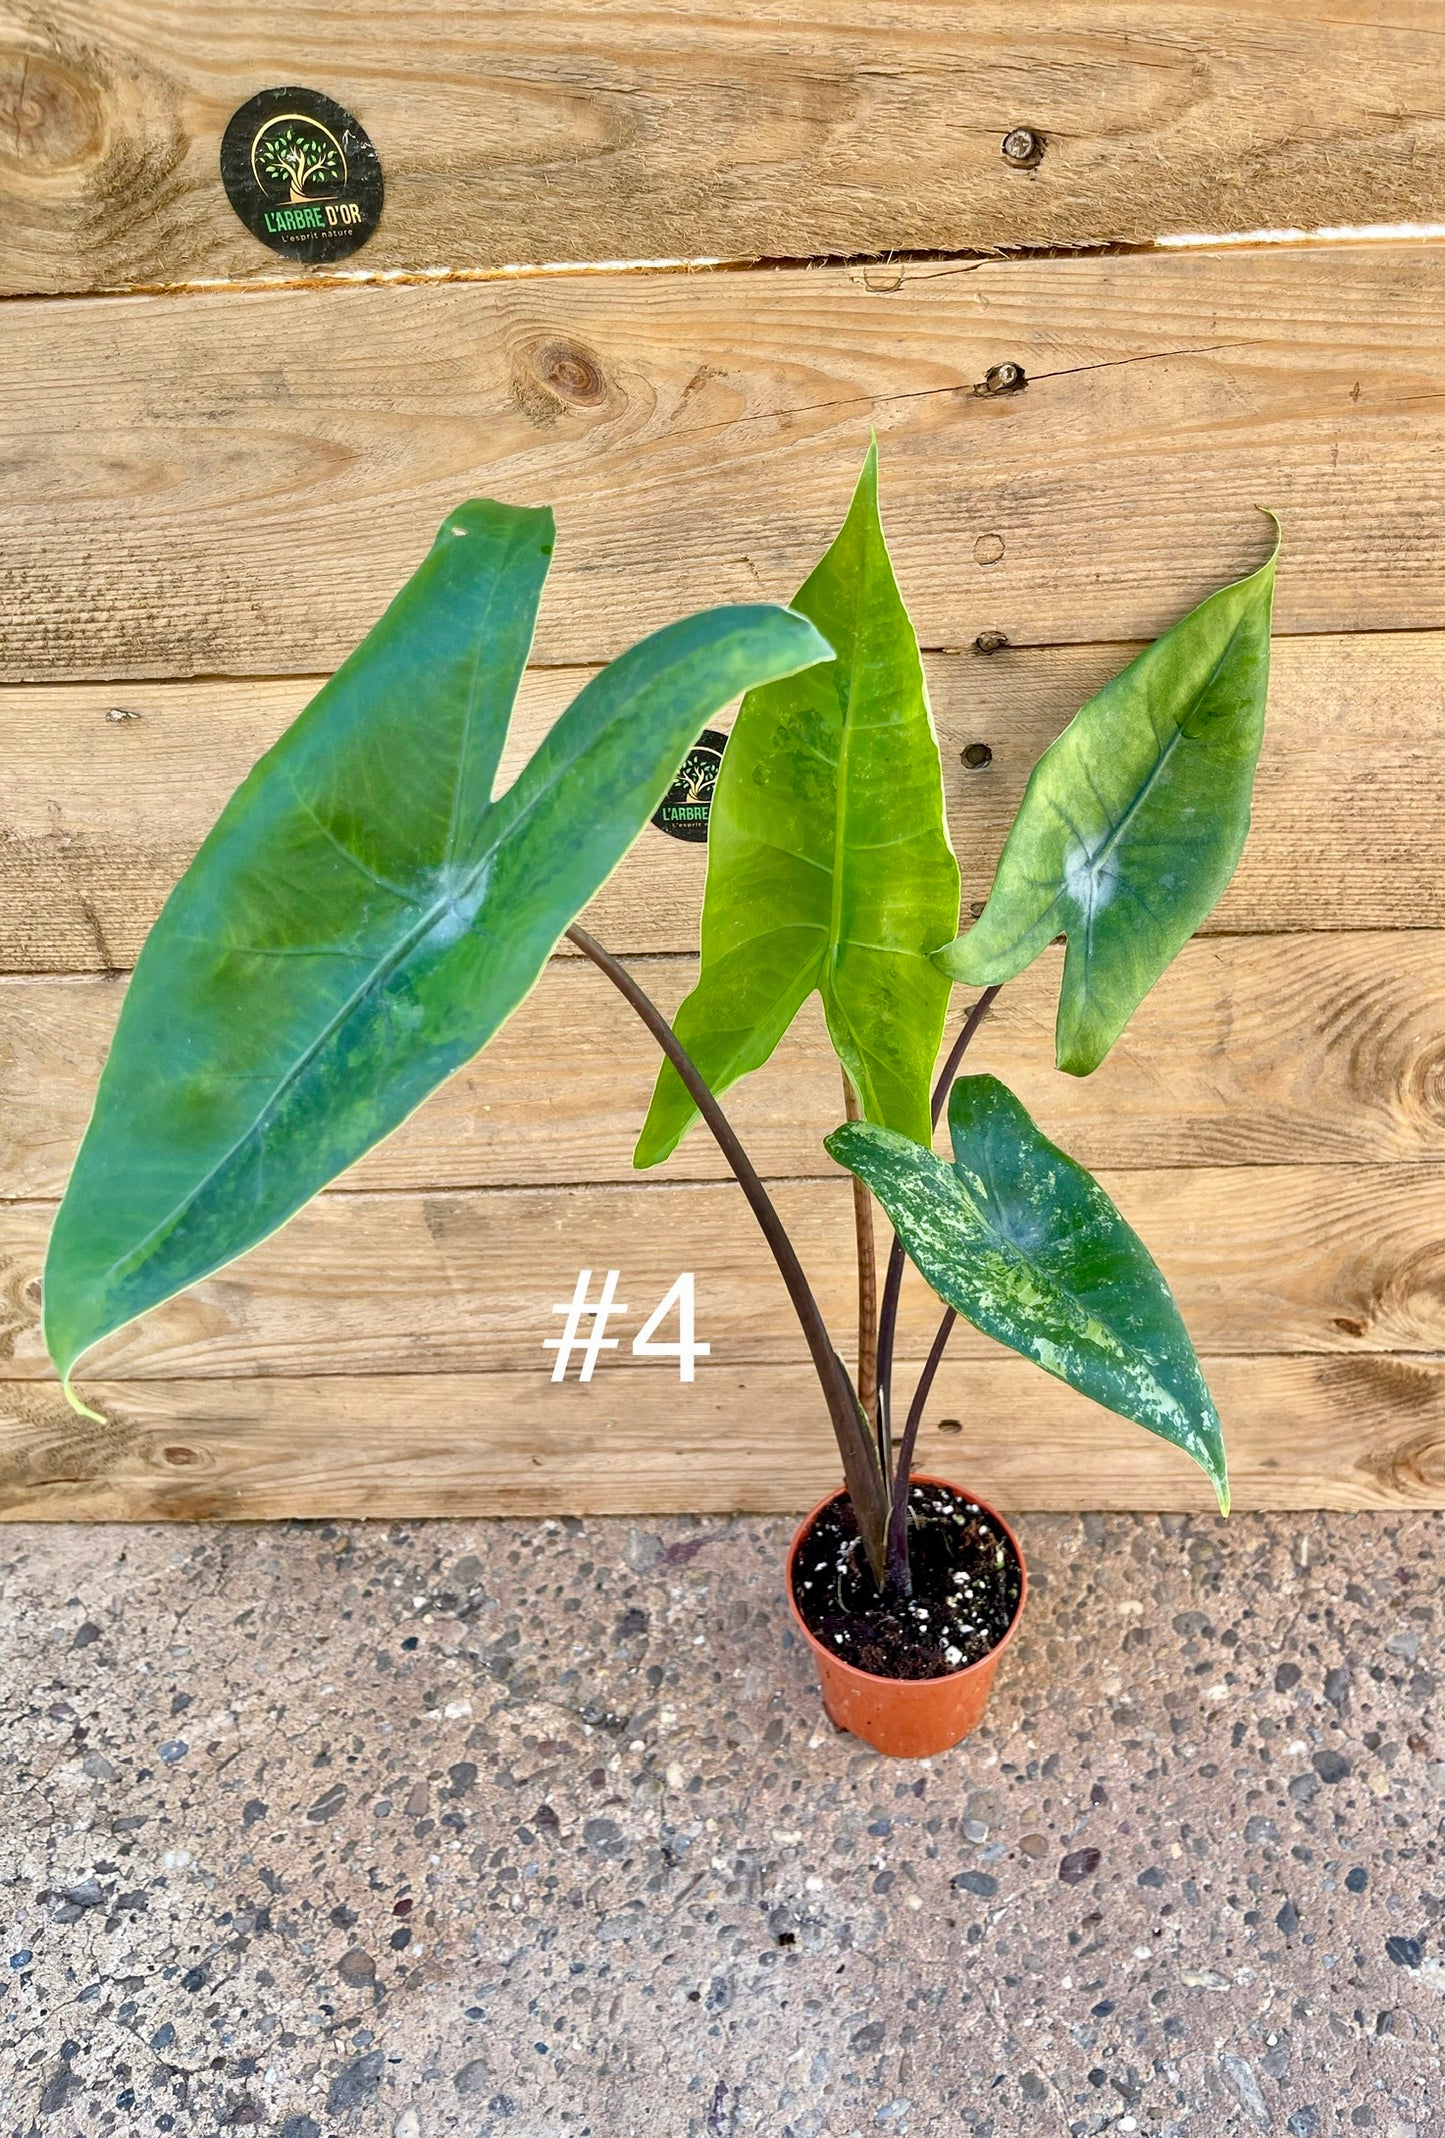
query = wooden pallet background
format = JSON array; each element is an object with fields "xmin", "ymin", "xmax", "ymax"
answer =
[{"xmin": 3, "ymin": 3, "xmax": 1444, "ymax": 1516}]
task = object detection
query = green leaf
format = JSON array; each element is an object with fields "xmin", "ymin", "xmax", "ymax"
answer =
[
  {"xmin": 44, "ymin": 499, "xmax": 831, "ymax": 1403},
  {"xmin": 825, "ymin": 1075, "xmax": 1228, "ymax": 1509},
  {"xmin": 935, "ymin": 528, "xmax": 1278, "ymax": 1074},
  {"xmin": 634, "ymin": 441, "xmax": 959, "ymax": 1167}
]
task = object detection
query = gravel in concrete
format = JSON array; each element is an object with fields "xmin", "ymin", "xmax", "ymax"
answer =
[{"xmin": 2, "ymin": 1510, "xmax": 1443, "ymax": 2134}]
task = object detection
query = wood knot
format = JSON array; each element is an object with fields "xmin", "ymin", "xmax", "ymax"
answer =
[
  {"xmin": 0, "ymin": 1257, "xmax": 37, "ymax": 1359},
  {"xmin": 535, "ymin": 339, "xmax": 608, "ymax": 405},
  {"xmin": 1403, "ymin": 1037, "xmax": 1445, "ymax": 1134},
  {"xmin": 162, "ymin": 1444, "xmax": 200, "ymax": 1466},
  {"xmin": 513, "ymin": 335, "xmax": 612, "ymax": 423},
  {"xmin": 1365, "ymin": 1425, "xmax": 1445, "ymax": 1500},
  {"xmin": 0, "ymin": 46, "xmax": 105, "ymax": 174}
]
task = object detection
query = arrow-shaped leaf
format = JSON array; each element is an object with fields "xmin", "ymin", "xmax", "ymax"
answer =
[
  {"xmin": 44, "ymin": 499, "xmax": 831, "ymax": 1402},
  {"xmin": 634, "ymin": 442, "xmax": 959, "ymax": 1166},
  {"xmin": 935, "ymin": 532, "xmax": 1278, "ymax": 1074},
  {"xmin": 825, "ymin": 1075, "xmax": 1227, "ymax": 1508}
]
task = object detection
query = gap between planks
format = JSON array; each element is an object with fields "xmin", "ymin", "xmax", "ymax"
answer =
[
  {"xmin": 7, "ymin": 4, "xmax": 1445, "ymax": 292},
  {"xmin": 30, "ymin": 227, "xmax": 1442, "ymax": 309},
  {"xmin": 4, "ymin": 1354, "xmax": 1445, "ymax": 1519}
]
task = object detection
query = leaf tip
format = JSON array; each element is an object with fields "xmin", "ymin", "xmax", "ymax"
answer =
[
  {"xmin": 432, "ymin": 495, "xmax": 556, "ymax": 557},
  {"xmin": 1054, "ymin": 1032, "xmax": 1106, "ymax": 1079},
  {"xmin": 630, "ymin": 1128, "xmax": 666, "ymax": 1172},
  {"xmin": 1251, "ymin": 505, "xmax": 1282, "ymax": 567},
  {"xmin": 780, "ymin": 609, "xmax": 836, "ymax": 672},
  {"xmin": 631, "ymin": 1084, "xmax": 691, "ymax": 1173},
  {"xmin": 1198, "ymin": 1394, "xmax": 1231, "ymax": 1516},
  {"xmin": 853, "ymin": 436, "xmax": 881, "ymax": 512},
  {"xmin": 930, "ymin": 935, "xmax": 974, "ymax": 983},
  {"xmin": 60, "ymin": 1372, "xmax": 107, "ymax": 1427}
]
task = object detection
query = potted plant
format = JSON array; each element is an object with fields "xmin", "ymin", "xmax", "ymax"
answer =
[
  {"xmin": 43, "ymin": 455, "xmax": 1276, "ymax": 1760},
  {"xmin": 625, "ymin": 446, "xmax": 1277, "ymax": 1754}
]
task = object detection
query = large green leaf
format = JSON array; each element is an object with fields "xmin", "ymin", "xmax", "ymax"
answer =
[
  {"xmin": 44, "ymin": 499, "xmax": 831, "ymax": 1403},
  {"xmin": 935, "ymin": 532, "xmax": 1278, "ymax": 1075},
  {"xmin": 634, "ymin": 442, "xmax": 959, "ymax": 1167},
  {"xmin": 825, "ymin": 1075, "xmax": 1227, "ymax": 1508}
]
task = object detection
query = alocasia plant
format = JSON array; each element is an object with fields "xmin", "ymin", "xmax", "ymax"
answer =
[{"xmin": 43, "ymin": 450, "xmax": 1276, "ymax": 1637}]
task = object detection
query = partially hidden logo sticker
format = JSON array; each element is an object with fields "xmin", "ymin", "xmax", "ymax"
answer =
[
  {"xmin": 221, "ymin": 87, "xmax": 383, "ymax": 263},
  {"xmin": 652, "ymin": 729, "xmax": 727, "ymax": 844}
]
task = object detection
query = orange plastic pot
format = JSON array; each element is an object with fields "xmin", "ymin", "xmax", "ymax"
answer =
[{"xmin": 786, "ymin": 1476, "xmax": 1027, "ymax": 1759}]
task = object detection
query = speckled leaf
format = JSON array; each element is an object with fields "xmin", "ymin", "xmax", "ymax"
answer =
[
  {"xmin": 634, "ymin": 443, "xmax": 959, "ymax": 1167},
  {"xmin": 935, "ymin": 532, "xmax": 1278, "ymax": 1074},
  {"xmin": 826, "ymin": 1075, "xmax": 1228, "ymax": 1507},
  {"xmin": 44, "ymin": 499, "xmax": 831, "ymax": 1404}
]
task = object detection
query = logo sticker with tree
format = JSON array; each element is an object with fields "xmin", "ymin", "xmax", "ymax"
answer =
[
  {"xmin": 255, "ymin": 119, "xmax": 346, "ymax": 204},
  {"xmin": 652, "ymin": 729, "xmax": 728, "ymax": 844},
  {"xmin": 221, "ymin": 87, "xmax": 383, "ymax": 263}
]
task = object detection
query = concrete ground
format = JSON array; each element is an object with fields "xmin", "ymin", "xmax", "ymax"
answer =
[{"xmin": 2, "ymin": 1509, "xmax": 1442, "ymax": 2136}]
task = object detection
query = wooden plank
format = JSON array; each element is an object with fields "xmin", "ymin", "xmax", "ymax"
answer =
[
  {"xmin": 5, "ymin": 627, "xmax": 1444, "ymax": 973},
  {"xmin": 3, "ymin": 1353, "xmax": 1442, "ymax": 1519},
  {"xmin": 7, "ymin": 931, "xmax": 1445, "ymax": 1200},
  {"xmin": 1, "ymin": 1164, "xmax": 1441, "ymax": 1383},
  {"xmin": 7, "ymin": 247, "xmax": 1445, "ymax": 679},
  {"xmin": 5, "ymin": 5, "xmax": 1444, "ymax": 297}
]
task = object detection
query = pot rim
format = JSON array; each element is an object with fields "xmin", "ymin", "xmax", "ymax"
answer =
[{"xmin": 786, "ymin": 1472, "xmax": 1028, "ymax": 1691}]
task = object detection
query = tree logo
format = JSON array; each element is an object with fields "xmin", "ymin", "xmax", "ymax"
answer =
[
  {"xmin": 252, "ymin": 117, "xmax": 346, "ymax": 204},
  {"xmin": 652, "ymin": 729, "xmax": 728, "ymax": 844},
  {"xmin": 220, "ymin": 87, "xmax": 384, "ymax": 264}
]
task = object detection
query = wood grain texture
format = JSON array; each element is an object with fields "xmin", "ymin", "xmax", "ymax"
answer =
[
  {"xmin": 3, "ymin": 167, "xmax": 1442, "ymax": 1517},
  {"xmin": 2, "ymin": 1164, "xmax": 1442, "ymax": 1384},
  {"xmin": 3, "ymin": 1354, "xmax": 1442, "ymax": 1520},
  {"xmin": 8, "ymin": 247, "xmax": 1445, "ymax": 679},
  {"xmin": 6, "ymin": 932, "xmax": 1445, "ymax": 1199},
  {"xmin": 5, "ymin": 627, "xmax": 1444, "ymax": 974},
  {"xmin": 4, "ymin": 4, "xmax": 1445, "ymax": 296}
]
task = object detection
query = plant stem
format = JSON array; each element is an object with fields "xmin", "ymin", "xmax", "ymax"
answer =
[
  {"xmin": 874, "ymin": 1236, "xmax": 906, "ymax": 1477},
  {"xmin": 883, "ymin": 1308, "xmax": 957, "ymax": 1596},
  {"xmin": 566, "ymin": 924, "xmax": 891, "ymax": 1579},
  {"xmin": 931, "ymin": 984, "xmax": 1005, "ymax": 1124},
  {"xmin": 874, "ymin": 985, "xmax": 1001, "ymax": 1447},
  {"xmin": 842, "ymin": 1072, "xmax": 881, "ymax": 1467}
]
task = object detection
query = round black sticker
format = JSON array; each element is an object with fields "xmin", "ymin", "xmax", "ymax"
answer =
[
  {"xmin": 653, "ymin": 729, "xmax": 728, "ymax": 844},
  {"xmin": 221, "ymin": 88, "xmax": 383, "ymax": 263}
]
